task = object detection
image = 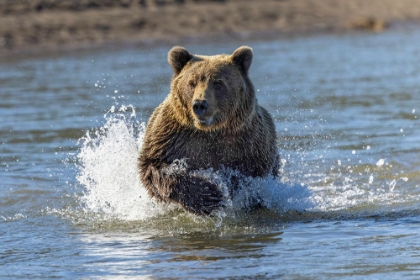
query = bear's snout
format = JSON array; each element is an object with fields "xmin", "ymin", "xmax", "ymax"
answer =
[{"xmin": 192, "ymin": 99, "xmax": 209, "ymax": 118}]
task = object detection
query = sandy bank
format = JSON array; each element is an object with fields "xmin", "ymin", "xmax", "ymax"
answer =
[{"xmin": 1, "ymin": 0, "xmax": 420, "ymax": 54}]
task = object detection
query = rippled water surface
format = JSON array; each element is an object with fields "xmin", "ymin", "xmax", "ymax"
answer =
[{"xmin": 1, "ymin": 27, "xmax": 420, "ymax": 279}]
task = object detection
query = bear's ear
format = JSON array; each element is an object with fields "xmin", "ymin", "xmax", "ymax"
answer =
[
  {"xmin": 168, "ymin": 46, "xmax": 193, "ymax": 75},
  {"xmin": 230, "ymin": 46, "xmax": 253, "ymax": 74}
]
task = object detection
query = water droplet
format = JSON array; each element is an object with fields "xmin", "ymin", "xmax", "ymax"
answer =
[
  {"xmin": 389, "ymin": 179, "xmax": 396, "ymax": 191},
  {"xmin": 376, "ymin": 159, "xmax": 385, "ymax": 166}
]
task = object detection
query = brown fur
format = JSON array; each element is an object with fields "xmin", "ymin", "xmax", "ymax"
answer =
[{"xmin": 138, "ymin": 46, "xmax": 279, "ymax": 215}]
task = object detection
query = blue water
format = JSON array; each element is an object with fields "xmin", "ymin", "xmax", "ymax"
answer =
[{"xmin": 1, "ymin": 26, "xmax": 420, "ymax": 278}]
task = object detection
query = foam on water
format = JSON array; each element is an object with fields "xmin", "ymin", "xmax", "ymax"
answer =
[{"xmin": 75, "ymin": 105, "xmax": 313, "ymax": 222}]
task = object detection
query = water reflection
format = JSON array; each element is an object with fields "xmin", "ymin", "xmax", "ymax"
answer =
[{"xmin": 79, "ymin": 230, "xmax": 283, "ymax": 277}]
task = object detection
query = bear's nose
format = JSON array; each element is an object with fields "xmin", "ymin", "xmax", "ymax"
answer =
[{"xmin": 192, "ymin": 99, "xmax": 209, "ymax": 118}]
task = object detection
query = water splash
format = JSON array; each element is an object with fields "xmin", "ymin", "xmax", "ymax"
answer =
[
  {"xmin": 76, "ymin": 105, "xmax": 175, "ymax": 220},
  {"xmin": 73, "ymin": 102, "xmax": 420, "ymax": 229},
  {"xmin": 75, "ymin": 105, "xmax": 313, "ymax": 222}
]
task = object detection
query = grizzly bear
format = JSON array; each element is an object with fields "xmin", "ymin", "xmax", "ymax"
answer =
[{"xmin": 138, "ymin": 46, "xmax": 279, "ymax": 215}]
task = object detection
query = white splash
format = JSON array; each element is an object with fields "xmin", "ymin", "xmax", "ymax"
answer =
[
  {"xmin": 76, "ymin": 105, "xmax": 174, "ymax": 220},
  {"xmin": 76, "ymin": 105, "xmax": 313, "ymax": 221}
]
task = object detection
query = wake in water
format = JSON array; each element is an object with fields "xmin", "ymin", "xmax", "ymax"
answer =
[{"xmin": 76, "ymin": 105, "xmax": 313, "ymax": 222}]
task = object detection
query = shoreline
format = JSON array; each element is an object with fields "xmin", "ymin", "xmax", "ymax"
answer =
[
  {"xmin": 1, "ymin": 0, "xmax": 420, "ymax": 57},
  {"xmin": 2, "ymin": 21, "xmax": 419, "ymax": 61}
]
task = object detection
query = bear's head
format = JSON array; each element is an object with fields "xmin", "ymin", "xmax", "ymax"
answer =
[{"xmin": 167, "ymin": 46, "xmax": 256, "ymax": 133}]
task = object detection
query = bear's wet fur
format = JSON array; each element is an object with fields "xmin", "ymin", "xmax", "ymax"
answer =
[{"xmin": 138, "ymin": 46, "xmax": 279, "ymax": 215}]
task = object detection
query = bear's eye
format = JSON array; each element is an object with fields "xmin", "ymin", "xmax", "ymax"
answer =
[
  {"xmin": 213, "ymin": 80, "xmax": 225, "ymax": 90},
  {"xmin": 188, "ymin": 80, "xmax": 196, "ymax": 89}
]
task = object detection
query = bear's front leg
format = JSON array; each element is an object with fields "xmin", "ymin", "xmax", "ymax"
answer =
[
  {"xmin": 139, "ymin": 162, "xmax": 224, "ymax": 215},
  {"xmin": 171, "ymin": 176, "xmax": 225, "ymax": 215}
]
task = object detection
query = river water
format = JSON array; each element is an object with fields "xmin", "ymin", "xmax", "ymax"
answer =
[{"xmin": 1, "ymin": 27, "xmax": 420, "ymax": 279}]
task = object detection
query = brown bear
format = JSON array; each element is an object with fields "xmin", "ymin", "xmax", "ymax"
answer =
[{"xmin": 138, "ymin": 46, "xmax": 279, "ymax": 215}]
